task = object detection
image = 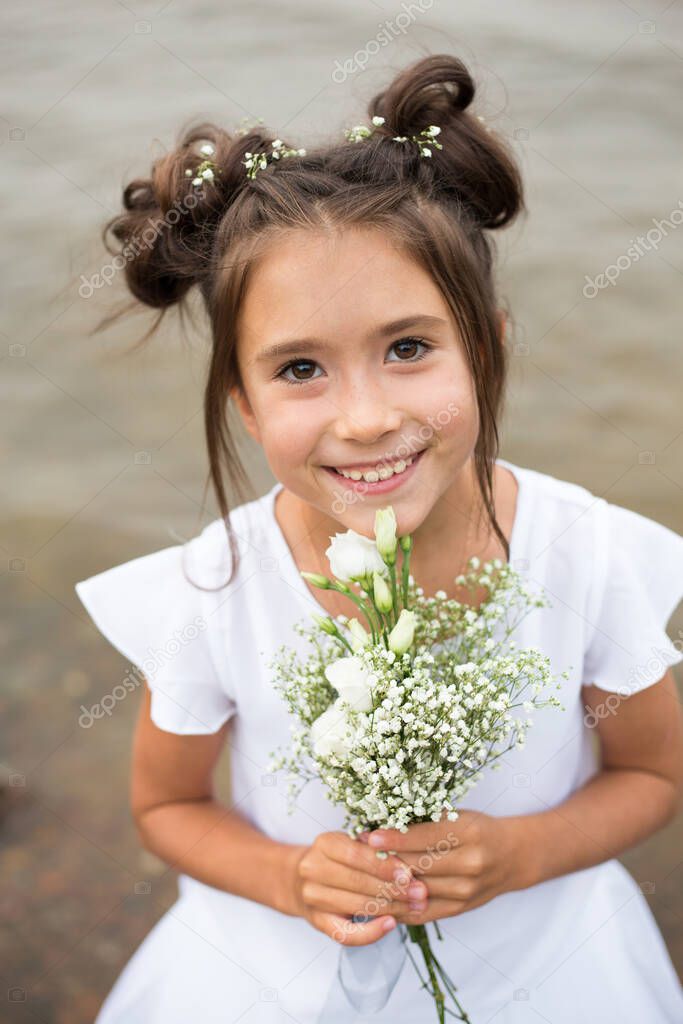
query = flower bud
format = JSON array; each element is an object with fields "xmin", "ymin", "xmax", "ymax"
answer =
[
  {"xmin": 301, "ymin": 572, "xmax": 330, "ymax": 589},
  {"xmin": 374, "ymin": 508, "xmax": 397, "ymax": 564},
  {"xmin": 388, "ymin": 609, "xmax": 418, "ymax": 655},
  {"xmin": 312, "ymin": 614, "xmax": 338, "ymax": 636},
  {"xmin": 347, "ymin": 617, "xmax": 371, "ymax": 652},
  {"xmin": 373, "ymin": 571, "xmax": 393, "ymax": 614}
]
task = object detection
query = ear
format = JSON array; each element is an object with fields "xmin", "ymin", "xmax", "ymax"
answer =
[{"xmin": 230, "ymin": 385, "xmax": 262, "ymax": 445}]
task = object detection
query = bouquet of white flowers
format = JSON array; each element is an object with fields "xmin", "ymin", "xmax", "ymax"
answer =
[{"xmin": 267, "ymin": 507, "xmax": 567, "ymax": 1023}]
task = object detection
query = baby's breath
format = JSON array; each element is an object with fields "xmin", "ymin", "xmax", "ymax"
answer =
[{"xmin": 267, "ymin": 558, "xmax": 568, "ymax": 836}]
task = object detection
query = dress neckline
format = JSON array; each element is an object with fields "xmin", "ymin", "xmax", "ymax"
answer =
[{"xmin": 264, "ymin": 458, "xmax": 532, "ymax": 620}]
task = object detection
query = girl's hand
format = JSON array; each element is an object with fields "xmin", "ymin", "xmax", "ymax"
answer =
[
  {"xmin": 358, "ymin": 810, "xmax": 534, "ymax": 925},
  {"xmin": 289, "ymin": 830, "xmax": 430, "ymax": 945}
]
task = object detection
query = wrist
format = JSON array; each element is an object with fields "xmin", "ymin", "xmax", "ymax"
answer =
[
  {"xmin": 504, "ymin": 813, "xmax": 547, "ymax": 890},
  {"xmin": 276, "ymin": 842, "xmax": 308, "ymax": 917}
]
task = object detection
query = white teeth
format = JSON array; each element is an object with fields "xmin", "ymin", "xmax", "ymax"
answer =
[{"xmin": 335, "ymin": 454, "xmax": 417, "ymax": 483}]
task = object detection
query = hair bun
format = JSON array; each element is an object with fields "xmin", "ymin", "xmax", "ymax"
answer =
[
  {"xmin": 369, "ymin": 54, "xmax": 474, "ymax": 137},
  {"xmin": 102, "ymin": 122, "xmax": 275, "ymax": 312},
  {"xmin": 369, "ymin": 54, "xmax": 522, "ymax": 231}
]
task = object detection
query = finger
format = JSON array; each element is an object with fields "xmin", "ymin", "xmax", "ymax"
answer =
[
  {"xmin": 398, "ymin": 845, "xmax": 477, "ymax": 878},
  {"xmin": 408, "ymin": 874, "xmax": 480, "ymax": 902},
  {"xmin": 365, "ymin": 819, "xmax": 463, "ymax": 853},
  {"xmin": 314, "ymin": 910, "xmax": 398, "ymax": 947},
  {"xmin": 364, "ymin": 810, "xmax": 485, "ymax": 854},
  {"xmin": 316, "ymin": 858, "xmax": 428, "ymax": 903},
  {"xmin": 301, "ymin": 881, "xmax": 416, "ymax": 919},
  {"xmin": 322, "ymin": 832, "xmax": 418, "ymax": 886},
  {"xmin": 394, "ymin": 897, "xmax": 469, "ymax": 925}
]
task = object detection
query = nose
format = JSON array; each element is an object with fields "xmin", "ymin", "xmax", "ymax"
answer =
[{"xmin": 330, "ymin": 377, "xmax": 403, "ymax": 447}]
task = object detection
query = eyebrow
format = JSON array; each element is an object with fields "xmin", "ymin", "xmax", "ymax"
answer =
[{"xmin": 254, "ymin": 314, "xmax": 448, "ymax": 364}]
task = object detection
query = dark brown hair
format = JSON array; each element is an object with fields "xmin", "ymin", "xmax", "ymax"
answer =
[{"xmin": 100, "ymin": 53, "xmax": 524, "ymax": 585}]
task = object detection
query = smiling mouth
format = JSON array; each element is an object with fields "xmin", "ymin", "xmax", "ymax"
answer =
[{"xmin": 323, "ymin": 448, "xmax": 427, "ymax": 484}]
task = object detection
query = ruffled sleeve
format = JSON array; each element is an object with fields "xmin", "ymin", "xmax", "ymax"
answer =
[
  {"xmin": 75, "ymin": 540, "xmax": 237, "ymax": 734},
  {"xmin": 582, "ymin": 499, "xmax": 683, "ymax": 693}
]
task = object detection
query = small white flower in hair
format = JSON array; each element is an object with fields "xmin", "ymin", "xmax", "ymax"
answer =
[
  {"xmin": 186, "ymin": 140, "xmax": 221, "ymax": 190},
  {"xmin": 391, "ymin": 123, "xmax": 443, "ymax": 158},
  {"xmin": 244, "ymin": 138, "xmax": 306, "ymax": 179},
  {"xmin": 345, "ymin": 115, "xmax": 385, "ymax": 143}
]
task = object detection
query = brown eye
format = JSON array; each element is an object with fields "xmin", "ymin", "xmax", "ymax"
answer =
[
  {"xmin": 275, "ymin": 336, "xmax": 432, "ymax": 387},
  {"xmin": 278, "ymin": 359, "xmax": 322, "ymax": 385},
  {"xmin": 388, "ymin": 337, "xmax": 431, "ymax": 362}
]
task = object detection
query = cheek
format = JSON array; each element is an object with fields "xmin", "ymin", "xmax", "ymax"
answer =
[
  {"xmin": 258, "ymin": 400, "xmax": 320, "ymax": 470},
  {"xmin": 411, "ymin": 369, "xmax": 478, "ymax": 450}
]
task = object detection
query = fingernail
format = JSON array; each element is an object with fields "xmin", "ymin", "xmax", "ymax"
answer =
[
  {"xmin": 409, "ymin": 901, "xmax": 427, "ymax": 912},
  {"xmin": 382, "ymin": 917, "xmax": 396, "ymax": 932},
  {"xmin": 407, "ymin": 883, "xmax": 425, "ymax": 899},
  {"xmin": 368, "ymin": 834, "xmax": 384, "ymax": 847}
]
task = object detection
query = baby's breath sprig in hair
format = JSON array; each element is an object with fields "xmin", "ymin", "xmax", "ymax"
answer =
[
  {"xmin": 344, "ymin": 114, "xmax": 386, "ymax": 142},
  {"xmin": 344, "ymin": 116, "xmax": 443, "ymax": 159},
  {"xmin": 392, "ymin": 124, "xmax": 443, "ymax": 158},
  {"xmin": 243, "ymin": 138, "xmax": 307, "ymax": 180},
  {"xmin": 184, "ymin": 142, "xmax": 220, "ymax": 189}
]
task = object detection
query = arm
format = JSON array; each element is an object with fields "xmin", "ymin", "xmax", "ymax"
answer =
[
  {"xmin": 130, "ymin": 687, "xmax": 304, "ymax": 916},
  {"xmin": 521, "ymin": 668, "xmax": 683, "ymax": 885}
]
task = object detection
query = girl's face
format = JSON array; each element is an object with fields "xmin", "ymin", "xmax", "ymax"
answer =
[{"xmin": 232, "ymin": 226, "xmax": 482, "ymax": 540}]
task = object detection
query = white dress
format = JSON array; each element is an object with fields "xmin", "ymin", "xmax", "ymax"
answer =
[{"xmin": 75, "ymin": 458, "xmax": 683, "ymax": 1024}]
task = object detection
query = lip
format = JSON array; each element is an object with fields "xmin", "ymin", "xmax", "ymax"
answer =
[
  {"xmin": 326, "ymin": 447, "xmax": 426, "ymax": 473},
  {"xmin": 322, "ymin": 448, "xmax": 426, "ymax": 495}
]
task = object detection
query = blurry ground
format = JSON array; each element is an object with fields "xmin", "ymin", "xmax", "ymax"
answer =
[{"xmin": 2, "ymin": 0, "xmax": 683, "ymax": 1020}]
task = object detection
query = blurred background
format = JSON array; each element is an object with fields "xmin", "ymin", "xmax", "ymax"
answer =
[{"xmin": 2, "ymin": 0, "xmax": 683, "ymax": 1020}]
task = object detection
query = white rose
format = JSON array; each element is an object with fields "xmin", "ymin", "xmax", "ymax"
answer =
[
  {"xmin": 325, "ymin": 656, "xmax": 376, "ymax": 712},
  {"xmin": 311, "ymin": 701, "xmax": 355, "ymax": 759},
  {"xmin": 325, "ymin": 530, "xmax": 387, "ymax": 584}
]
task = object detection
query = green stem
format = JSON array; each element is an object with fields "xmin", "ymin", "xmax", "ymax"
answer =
[
  {"xmin": 389, "ymin": 558, "xmax": 399, "ymax": 626},
  {"xmin": 401, "ymin": 545, "xmax": 412, "ymax": 607},
  {"xmin": 366, "ymin": 602, "xmax": 385, "ymax": 641},
  {"xmin": 406, "ymin": 924, "xmax": 471, "ymax": 1024},
  {"xmin": 331, "ymin": 583, "xmax": 379, "ymax": 643},
  {"xmin": 334, "ymin": 633, "xmax": 354, "ymax": 655},
  {"xmin": 408, "ymin": 925, "xmax": 445, "ymax": 1023},
  {"xmin": 431, "ymin": 955, "xmax": 471, "ymax": 1022}
]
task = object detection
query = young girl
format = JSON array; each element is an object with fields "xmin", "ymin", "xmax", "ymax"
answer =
[{"xmin": 76, "ymin": 54, "xmax": 683, "ymax": 1023}]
